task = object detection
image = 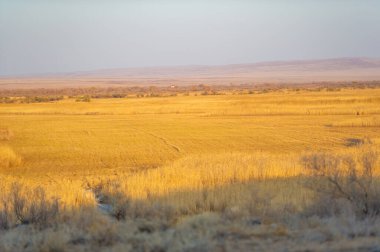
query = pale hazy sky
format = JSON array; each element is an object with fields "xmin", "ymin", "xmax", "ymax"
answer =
[{"xmin": 1, "ymin": 0, "xmax": 380, "ymax": 75}]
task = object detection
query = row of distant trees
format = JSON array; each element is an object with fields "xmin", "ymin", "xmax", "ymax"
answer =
[
  {"xmin": 0, "ymin": 81, "xmax": 379, "ymax": 103},
  {"xmin": 0, "ymin": 96, "xmax": 64, "ymax": 104}
]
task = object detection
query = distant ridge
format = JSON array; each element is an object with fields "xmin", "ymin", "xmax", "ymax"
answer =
[
  {"xmin": 61, "ymin": 57, "xmax": 380, "ymax": 78},
  {"xmin": 1, "ymin": 57, "xmax": 380, "ymax": 89}
]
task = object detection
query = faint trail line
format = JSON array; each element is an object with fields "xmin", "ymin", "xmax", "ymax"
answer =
[
  {"xmin": 131, "ymin": 127, "xmax": 181, "ymax": 153},
  {"xmin": 146, "ymin": 132, "xmax": 181, "ymax": 153}
]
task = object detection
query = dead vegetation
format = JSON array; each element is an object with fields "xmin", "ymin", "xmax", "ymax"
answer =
[
  {"xmin": 0, "ymin": 81, "xmax": 380, "ymax": 103},
  {"xmin": 0, "ymin": 183, "xmax": 59, "ymax": 229},
  {"xmin": 0, "ymin": 146, "xmax": 21, "ymax": 169},
  {"xmin": 334, "ymin": 117, "xmax": 380, "ymax": 128},
  {"xmin": 0, "ymin": 129, "xmax": 13, "ymax": 141},
  {"xmin": 1, "ymin": 86, "xmax": 380, "ymax": 250},
  {"xmin": 302, "ymin": 149, "xmax": 380, "ymax": 216},
  {"xmin": 0, "ymin": 148, "xmax": 379, "ymax": 250}
]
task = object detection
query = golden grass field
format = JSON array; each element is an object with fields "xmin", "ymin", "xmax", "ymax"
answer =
[{"xmin": 1, "ymin": 87, "xmax": 380, "ymax": 251}]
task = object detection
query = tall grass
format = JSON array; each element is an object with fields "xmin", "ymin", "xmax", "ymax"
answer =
[
  {"xmin": 0, "ymin": 146, "xmax": 379, "ymax": 250},
  {"xmin": 0, "ymin": 183, "xmax": 60, "ymax": 229},
  {"xmin": 0, "ymin": 128, "xmax": 13, "ymax": 141},
  {"xmin": 0, "ymin": 87, "xmax": 380, "ymax": 250},
  {"xmin": 302, "ymin": 149, "xmax": 380, "ymax": 216},
  {"xmin": 0, "ymin": 146, "xmax": 21, "ymax": 169},
  {"xmin": 330, "ymin": 117, "xmax": 380, "ymax": 127}
]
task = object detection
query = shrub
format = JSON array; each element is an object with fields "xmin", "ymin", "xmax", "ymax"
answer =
[
  {"xmin": 22, "ymin": 96, "xmax": 64, "ymax": 103},
  {"xmin": 0, "ymin": 183, "xmax": 60, "ymax": 229},
  {"xmin": 301, "ymin": 150, "xmax": 380, "ymax": 216},
  {"xmin": 0, "ymin": 128, "xmax": 14, "ymax": 141},
  {"xmin": 75, "ymin": 95, "xmax": 91, "ymax": 102},
  {"xmin": 111, "ymin": 93, "xmax": 127, "ymax": 98},
  {"xmin": 0, "ymin": 146, "xmax": 21, "ymax": 168},
  {"xmin": 89, "ymin": 180, "xmax": 176, "ymax": 223},
  {"xmin": 0, "ymin": 97, "xmax": 16, "ymax": 104}
]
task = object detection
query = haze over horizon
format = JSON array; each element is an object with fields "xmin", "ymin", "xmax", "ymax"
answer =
[{"xmin": 1, "ymin": 0, "xmax": 380, "ymax": 76}]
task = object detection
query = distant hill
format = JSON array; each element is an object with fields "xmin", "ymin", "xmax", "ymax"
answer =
[
  {"xmin": 65, "ymin": 57, "xmax": 380, "ymax": 78},
  {"xmin": 1, "ymin": 58, "xmax": 380, "ymax": 89}
]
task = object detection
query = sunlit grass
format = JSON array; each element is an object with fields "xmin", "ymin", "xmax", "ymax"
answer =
[
  {"xmin": 0, "ymin": 87, "xmax": 380, "ymax": 208},
  {"xmin": 1, "ymin": 87, "xmax": 380, "ymax": 250}
]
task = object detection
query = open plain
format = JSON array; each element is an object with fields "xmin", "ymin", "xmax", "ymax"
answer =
[
  {"xmin": 2, "ymin": 0, "xmax": 380, "ymax": 250},
  {"xmin": 1, "ymin": 85, "xmax": 380, "ymax": 251}
]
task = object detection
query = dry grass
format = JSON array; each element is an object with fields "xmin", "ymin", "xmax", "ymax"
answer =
[
  {"xmin": 1, "ymin": 87, "xmax": 380, "ymax": 250},
  {"xmin": 301, "ymin": 149, "xmax": 380, "ymax": 216},
  {"xmin": 1, "ymin": 88, "xmax": 380, "ymax": 174},
  {"xmin": 0, "ymin": 128, "xmax": 13, "ymax": 141},
  {"xmin": 329, "ymin": 116, "xmax": 380, "ymax": 127},
  {"xmin": 0, "ymin": 146, "xmax": 21, "ymax": 169}
]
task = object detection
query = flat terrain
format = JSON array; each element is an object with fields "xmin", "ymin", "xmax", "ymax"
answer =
[
  {"xmin": 1, "ymin": 87, "xmax": 380, "ymax": 251},
  {"xmin": 1, "ymin": 88, "xmax": 380, "ymax": 174}
]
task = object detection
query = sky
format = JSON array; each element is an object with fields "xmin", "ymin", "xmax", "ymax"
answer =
[{"xmin": 0, "ymin": 0, "xmax": 380, "ymax": 76}]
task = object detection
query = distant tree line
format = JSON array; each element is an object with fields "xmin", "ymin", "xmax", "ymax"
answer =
[
  {"xmin": 0, "ymin": 81, "xmax": 379, "ymax": 102},
  {"xmin": 0, "ymin": 96, "xmax": 64, "ymax": 104}
]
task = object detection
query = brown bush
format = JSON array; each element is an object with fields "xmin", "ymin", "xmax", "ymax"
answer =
[
  {"xmin": 301, "ymin": 150, "xmax": 380, "ymax": 216},
  {"xmin": 0, "ymin": 183, "xmax": 60, "ymax": 229},
  {"xmin": 0, "ymin": 128, "xmax": 13, "ymax": 141},
  {"xmin": 0, "ymin": 146, "xmax": 21, "ymax": 169}
]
